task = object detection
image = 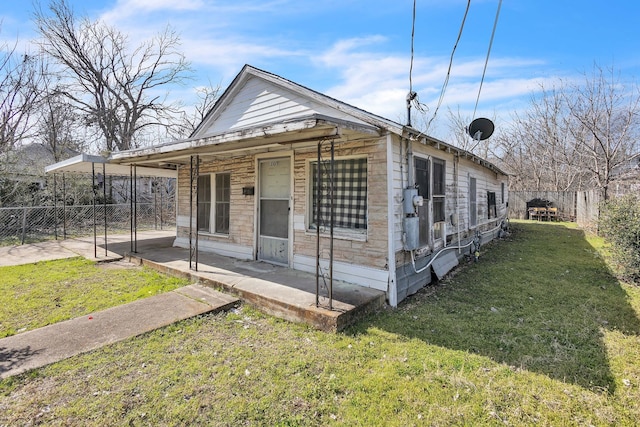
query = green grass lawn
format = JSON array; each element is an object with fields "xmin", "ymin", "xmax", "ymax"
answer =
[
  {"xmin": 0, "ymin": 257, "xmax": 190, "ymax": 337},
  {"xmin": 1, "ymin": 221, "xmax": 640, "ymax": 425}
]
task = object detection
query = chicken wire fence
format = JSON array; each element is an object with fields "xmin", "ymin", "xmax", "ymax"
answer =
[{"xmin": 0, "ymin": 172, "xmax": 176, "ymax": 245}]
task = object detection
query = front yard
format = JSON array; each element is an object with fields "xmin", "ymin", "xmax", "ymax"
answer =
[{"xmin": 1, "ymin": 221, "xmax": 639, "ymax": 425}]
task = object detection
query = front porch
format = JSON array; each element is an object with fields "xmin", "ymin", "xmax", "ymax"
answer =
[{"xmin": 102, "ymin": 232, "xmax": 386, "ymax": 332}]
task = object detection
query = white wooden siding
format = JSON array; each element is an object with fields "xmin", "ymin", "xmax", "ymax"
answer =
[
  {"xmin": 200, "ymin": 76, "xmax": 370, "ymax": 137},
  {"xmin": 391, "ymin": 138, "xmax": 508, "ymax": 260}
]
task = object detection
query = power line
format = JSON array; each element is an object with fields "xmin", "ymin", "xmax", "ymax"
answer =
[
  {"xmin": 472, "ymin": 0, "xmax": 503, "ymax": 121},
  {"xmin": 427, "ymin": 0, "xmax": 472, "ymax": 130}
]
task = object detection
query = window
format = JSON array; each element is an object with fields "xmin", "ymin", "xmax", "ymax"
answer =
[
  {"xmin": 501, "ymin": 182, "xmax": 505, "ymax": 204},
  {"xmin": 215, "ymin": 173, "xmax": 230, "ymax": 233},
  {"xmin": 469, "ymin": 177, "xmax": 477, "ymax": 227},
  {"xmin": 197, "ymin": 175, "xmax": 211, "ymax": 231},
  {"xmin": 414, "ymin": 157, "xmax": 429, "ymax": 247},
  {"xmin": 432, "ymin": 158, "xmax": 445, "ymax": 223},
  {"xmin": 487, "ymin": 191, "xmax": 497, "ymax": 219},
  {"xmin": 311, "ymin": 158, "xmax": 367, "ymax": 230},
  {"xmin": 197, "ymin": 173, "xmax": 230, "ymax": 234}
]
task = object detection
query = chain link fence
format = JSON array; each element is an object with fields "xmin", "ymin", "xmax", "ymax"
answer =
[
  {"xmin": 1, "ymin": 171, "xmax": 176, "ymax": 245},
  {"xmin": 0, "ymin": 202, "xmax": 176, "ymax": 246}
]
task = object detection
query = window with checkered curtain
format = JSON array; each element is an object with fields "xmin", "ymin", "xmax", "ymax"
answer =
[{"xmin": 311, "ymin": 158, "xmax": 367, "ymax": 230}]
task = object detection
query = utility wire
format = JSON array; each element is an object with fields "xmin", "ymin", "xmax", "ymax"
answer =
[
  {"xmin": 427, "ymin": 0, "xmax": 472, "ymax": 130},
  {"xmin": 472, "ymin": 0, "xmax": 503, "ymax": 121},
  {"xmin": 407, "ymin": 0, "xmax": 428, "ymax": 127},
  {"xmin": 409, "ymin": 0, "xmax": 416, "ymax": 96}
]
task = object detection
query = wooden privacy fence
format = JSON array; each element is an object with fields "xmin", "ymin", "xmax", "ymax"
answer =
[
  {"xmin": 508, "ymin": 191, "xmax": 577, "ymax": 221},
  {"xmin": 508, "ymin": 190, "xmax": 602, "ymax": 230}
]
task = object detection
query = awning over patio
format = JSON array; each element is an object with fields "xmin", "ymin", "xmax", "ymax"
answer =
[{"xmin": 44, "ymin": 153, "xmax": 177, "ymax": 178}]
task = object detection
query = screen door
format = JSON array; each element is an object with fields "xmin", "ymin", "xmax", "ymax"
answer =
[{"xmin": 258, "ymin": 158, "xmax": 290, "ymax": 265}]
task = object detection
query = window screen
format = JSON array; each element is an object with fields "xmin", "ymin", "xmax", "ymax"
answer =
[
  {"xmin": 215, "ymin": 173, "xmax": 230, "ymax": 234},
  {"xmin": 415, "ymin": 157, "xmax": 430, "ymax": 246},
  {"xmin": 487, "ymin": 191, "xmax": 497, "ymax": 219},
  {"xmin": 197, "ymin": 175, "xmax": 211, "ymax": 231},
  {"xmin": 432, "ymin": 158, "xmax": 445, "ymax": 223},
  {"xmin": 311, "ymin": 158, "xmax": 367, "ymax": 230}
]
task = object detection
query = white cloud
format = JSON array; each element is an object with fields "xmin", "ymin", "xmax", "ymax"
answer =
[
  {"xmin": 101, "ymin": 0, "xmax": 205, "ymax": 22},
  {"xmin": 310, "ymin": 36, "xmax": 560, "ymax": 137}
]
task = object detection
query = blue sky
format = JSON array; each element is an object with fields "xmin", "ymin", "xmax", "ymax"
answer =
[{"xmin": 2, "ymin": 0, "xmax": 639, "ymax": 139}]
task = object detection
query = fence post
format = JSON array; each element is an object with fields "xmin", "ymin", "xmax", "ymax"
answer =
[{"xmin": 21, "ymin": 207, "xmax": 28, "ymax": 245}]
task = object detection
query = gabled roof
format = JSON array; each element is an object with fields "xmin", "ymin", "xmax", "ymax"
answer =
[
  {"xmin": 108, "ymin": 64, "xmax": 507, "ymax": 176},
  {"xmin": 190, "ymin": 64, "xmax": 405, "ymax": 139}
]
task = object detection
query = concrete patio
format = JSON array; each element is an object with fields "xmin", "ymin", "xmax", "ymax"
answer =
[{"xmin": 103, "ymin": 231, "xmax": 387, "ymax": 332}]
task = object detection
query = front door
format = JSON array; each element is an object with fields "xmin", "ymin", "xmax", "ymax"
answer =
[{"xmin": 258, "ymin": 158, "xmax": 290, "ymax": 265}]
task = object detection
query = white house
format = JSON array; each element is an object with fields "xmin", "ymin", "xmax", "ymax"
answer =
[{"xmin": 109, "ymin": 65, "xmax": 509, "ymax": 306}]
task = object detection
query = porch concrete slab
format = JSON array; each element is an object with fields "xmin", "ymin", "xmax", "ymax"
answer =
[
  {"xmin": 0, "ymin": 284, "xmax": 239, "ymax": 379},
  {"xmin": 0, "ymin": 240, "xmax": 79, "ymax": 266},
  {"xmin": 0, "ymin": 230, "xmax": 176, "ymax": 267},
  {"xmin": 112, "ymin": 240, "xmax": 386, "ymax": 332}
]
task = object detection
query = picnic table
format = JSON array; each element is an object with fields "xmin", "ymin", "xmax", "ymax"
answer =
[{"xmin": 528, "ymin": 206, "xmax": 559, "ymax": 221}]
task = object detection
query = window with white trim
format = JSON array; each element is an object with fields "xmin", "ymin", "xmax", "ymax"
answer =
[
  {"xmin": 310, "ymin": 158, "xmax": 367, "ymax": 231},
  {"xmin": 432, "ymin": 158, "xmax": 446, "ymax": 223},
  {"xmin": 197, "ymin": 173, "xmax": 230, "ymax": 234},
  {"xmin": 414, "ymin": 157, "xmax": 430, "ymax": 247},
  {"xmin": 469, "ymin": 176, "xmax": 477, "ymax": 227}
]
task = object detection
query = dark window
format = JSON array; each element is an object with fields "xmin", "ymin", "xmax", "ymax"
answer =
[
  {"xmin": 197, "ymin": 175, "xmax": 211, "ymax": 232},
  {"xmin": 311, "ymin": 158, "xmax": 367, "ymax": 230},
  {"xmin": 415, "ymin": 157, "xmax": 430, "ymax": 246},
  {"xmin": 215, "ymin": 173, "xmax": 230, "ymax": 234},
  {"xmin": 432, "ymin": 158, "xmax": 445, "ymax": 223},
  {"xmin": 469, "ymin": 177, "xmax": 477, "ymax": 227},
  {"xmin": 487, "ymin": 191, "xmax": 497, "ymax": 219}
]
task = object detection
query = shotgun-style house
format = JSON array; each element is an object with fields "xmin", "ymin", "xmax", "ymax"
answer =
[{"xmin": 110, "ymin": 65, "xmax": 509, "ymax": 307}]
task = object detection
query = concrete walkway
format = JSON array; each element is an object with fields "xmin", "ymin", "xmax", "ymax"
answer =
[
  {"xmin": 0, "ymin": 284, "xmax": 238, "ymax": 379},
  {"xmin": 0, "ymin": 231, "xmax": 239, "ymax": 379}
]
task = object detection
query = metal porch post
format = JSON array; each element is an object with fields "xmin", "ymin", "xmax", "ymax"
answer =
[
  {"xmin": 92, "ymin": 162, "xmax": 97, "ymax": 258},
  {"xmin": 103, "ymin": 163, "xmax": 108, "ymax": 256},
  {"xmin": 53, "ymin": 173, "xmax": 58, "ymax": 240}
]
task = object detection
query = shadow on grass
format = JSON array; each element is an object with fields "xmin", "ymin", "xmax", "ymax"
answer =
[{"xmin": 354, "ymin": 222, "xmax": 640, "ymax": 393}]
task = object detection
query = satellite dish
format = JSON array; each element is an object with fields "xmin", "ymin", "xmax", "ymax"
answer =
[{"xmin": 467, "ymin": 117, "xmax": 494, "ymax": 140}]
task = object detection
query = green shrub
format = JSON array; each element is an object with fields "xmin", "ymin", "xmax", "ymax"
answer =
[{"xmin": 598, "ymin": 194, "xmax": 640, "ymax": 283}]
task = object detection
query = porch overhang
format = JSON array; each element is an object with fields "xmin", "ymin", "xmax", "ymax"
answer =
[
  {"xmin": 108, "ymin": 115, "xmax": 382, "ymax": 168},
  {"xmin": 45, "ymin": 153, "xmax": 178, "ymax": 178}
]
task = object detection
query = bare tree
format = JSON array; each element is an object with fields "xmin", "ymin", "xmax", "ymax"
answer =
[
  {"xmin": 0, "ymin": 40, "xmax": 41, "ymax": 155},
  {"xmin": 37, "ymin": 59, "xmax": 85, "ymax": 161},
  {"xmin": 33, "ymin": 0, "xmax": 193, "ymax": 153},
  {"xmin": 490, "ymin": 67, "xmax": 640, "ymax": 195},
  {"xmin": 564, "ymin": 65, "xmax": 640, "ymax": 200},
  {"xmin": 168, "ymin": 81, "xmax": 221, "ymax": 140}
]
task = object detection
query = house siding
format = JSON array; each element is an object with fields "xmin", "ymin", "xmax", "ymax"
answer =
[
  {"xmin": 392, "ymin": 138, "xmax": 509, "ymax": 304},
  {"xmin": 202, "ymin": 76, "xmax": 370, "ymax": 137},
  {"xmin": 174, "ymin": 137, "xmax": 392, "ymax": 293}
]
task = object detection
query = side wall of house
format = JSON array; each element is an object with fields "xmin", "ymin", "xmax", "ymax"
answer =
[{"xmin": 391, "ymin": 138, "xmax": 509, "ymax": 304}]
